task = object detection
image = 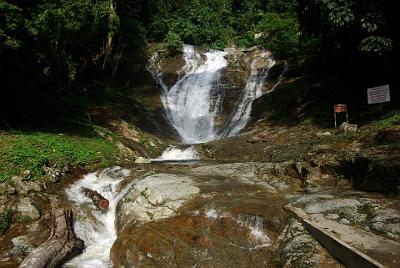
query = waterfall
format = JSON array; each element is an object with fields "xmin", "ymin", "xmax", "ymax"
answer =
[
  {"xmin": 220, "ymin": 51, "xmax": 275, "ymax": 137},
  {"xmin": 149, "ymin": 45, "xmax": 276, "ymax": 146},
  {"xmin": 151, "ymin": 45, "xmax": 228, "ymax": 144}
]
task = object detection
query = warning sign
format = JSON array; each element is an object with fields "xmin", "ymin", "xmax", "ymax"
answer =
[
  {"xmin": 334, "ymin": 104, "xmax": 347, "ymax": 113},
  {"xmin": 367, "ymin": 85, "xmax": 390, "ymax": 104}
]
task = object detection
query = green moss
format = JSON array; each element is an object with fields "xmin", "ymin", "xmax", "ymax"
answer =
[
  {"xmin": 357, "ymin": 203, "xmax": 375, "ymax": 218},
  {"xmin": 0, "ymin": 208, "xmax": 13, "ymax": 235},
  {"xmin": 138, "ymin": 135, "xmax": 161, "ymax": 157},
  {"xmin": 0, "ymin": 129, "xmax": 118, "ymax": 182},
  {"xmin": 18, "ymin": 215, "xmax": 33, "ymax": 224}
]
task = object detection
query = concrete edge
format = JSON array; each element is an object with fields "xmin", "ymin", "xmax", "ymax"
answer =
[
  {"xmin": 284, "ymin": 205, "xmax": 386, "ymax": 268},
  {"xmin": 303, "ymin": 219, "xmax": 386, "ymax": 268}
]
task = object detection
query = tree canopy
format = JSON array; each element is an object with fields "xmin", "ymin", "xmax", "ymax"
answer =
[{"xmin": 0, "ymin": 0, "xmax": 397, "ymax": 125}]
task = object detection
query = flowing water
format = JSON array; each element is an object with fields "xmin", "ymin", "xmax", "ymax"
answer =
[
  {"xmin": 158, "ymin": 146, "xmax": 199, "ymax": 160},
  {"xmin": 149, "ymin": 45, "xmax": 276, "ymax": 144},
  {"xmin": 221, "ymin": 51, "xmax": 275, "ymax": 137},
  {"xmin": 159, "ymin": 45, "xmax": 228, "ymax": 144},
  {"xmin": 64, "ymin": 167, "xmax": 131, "ymax": 268},
  {"xmin": 64, "ymin": 45, "xmax": 281, "ymax": 267}
]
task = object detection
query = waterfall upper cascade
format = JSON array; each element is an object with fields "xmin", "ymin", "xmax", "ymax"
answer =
[
  {"xmin": 161, "ymin": 45, "xmax": 227, "ymax": 144},
  {"xmin": 149, "ymin": 45, "xmax": 275, "ymax": 145}
]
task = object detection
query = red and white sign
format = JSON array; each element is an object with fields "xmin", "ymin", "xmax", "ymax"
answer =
[
  {"xmin": 334, "ymin": 104, "xmax": 347, "ymax": 113},
  {"xmin": 367, "ymin": 85, "xmax": 390, "ymax": 104}
]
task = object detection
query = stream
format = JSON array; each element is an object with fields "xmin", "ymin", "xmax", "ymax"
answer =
[{"xmin": 64, "ymin": 45, "xmax": 281, "ymax": 267}]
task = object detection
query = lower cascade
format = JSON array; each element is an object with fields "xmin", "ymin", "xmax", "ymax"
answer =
[
  {"xmin": 64, "ymin": 167, "xmax": 131, "ymax": 268},
  {"xmin": 158, "ymin": 146, "xmax": 199, "ymax": 161}
]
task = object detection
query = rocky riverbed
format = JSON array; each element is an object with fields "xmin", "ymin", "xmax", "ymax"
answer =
[
  {"xmin": 1, "ymin": 44, "xmax": 400, "ymax": 267},
  {"xmin": 1, "ymin": 125, "xmax": 400, "ymax": 267}
]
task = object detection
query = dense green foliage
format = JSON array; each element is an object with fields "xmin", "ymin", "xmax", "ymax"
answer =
[
  {"xmin": 256, "ymin": 13, "xmax": 299, "ymax": 59},
  {"xmin": 145, "ymin": 0, "xmax": 298, "ymax": 51},
  {"xmin": 297, "ymin": 0, "xmax": 397, "ymax": 68},
  {"xmin": 1, "ymin": 0, "xmax": 117, "ymax": 84},
  {"xmin": 0, "ymin": 0, "xmax": 398, "ymax": 127},
  {"xmin": 0, "ymin": 130, "xmax": 117, "ymax": 182}
]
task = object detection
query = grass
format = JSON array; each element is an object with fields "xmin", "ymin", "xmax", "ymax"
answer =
[
  {"xmin": 356, "ymin": 111, "xmax": 400, "ymax": 141},
  {"xmin": 0, "ymin": 129, "xmax": 118, "ymax": 182},
  {"xmin": 364, "ymin": 111, "xmax": 400, "ymax": 130}
]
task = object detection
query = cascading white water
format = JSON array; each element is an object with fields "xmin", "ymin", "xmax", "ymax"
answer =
[
  {"xmin": 205, "ymin": 208, "xmax": 270, "ymax": 249},
  {"xmin": 159, "ymin": 45, "xmax": 228, "ymax": 144},
  {"xmin": 221, "ymin": 51, "xmax": 275, "ymax": 137},
  {"xmin": 158, "ymin": 146, "xmax": 199, "ymax": 160},
  {"xmin": 64, "ymin": 167, "xmax": 131, "ymax": 268},
  {"xmin": 150, "ymin": 45, "xmax": 277, "ymax": 147},
  {"xmin": 270, "ymin": 61, "xmax": 289, "ymax": 92}
]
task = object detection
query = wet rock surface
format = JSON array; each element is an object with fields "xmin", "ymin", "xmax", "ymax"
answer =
[
  {"xmin": 111, "ymin": 163, "xmax": 292, "ymax": 267},
  {"xmin": 117, "ymin": 173, "xmax": 200, "ymax": 230},
  {"xmin": 112, "ymin": 213, "xmax": 275, "ymax": 268}
]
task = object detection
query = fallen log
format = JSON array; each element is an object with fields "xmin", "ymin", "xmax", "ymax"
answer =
[
  {"xmin": 82, "ymin": 187, "xmax": 109, "ymax": 211},
  {"xmin": 19, "ymin": 208, "xmax": 84, "ymax": 268}
]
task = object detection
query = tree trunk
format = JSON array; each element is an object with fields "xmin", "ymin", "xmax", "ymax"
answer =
[
  {"xmin": 102, "ymin": 0, "xmax": 115, "ymax": 70},
  {"xmin": 82, "ymin": 187, "xmax": 109, "ymax": 211},
  {"xmin": 19, "ymin": 208, "xmax": 84, "ymax": 268}
]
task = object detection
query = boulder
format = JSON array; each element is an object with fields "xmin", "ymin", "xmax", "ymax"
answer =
[
  {"xmin": 10, "ymin": 236, "xmax": 35, "ymax": 259},
  {"xmin": 352, "ymin": 152, "xmax": 400, "ymax": 195},
  {"xmin": 10, "ymin": 176, "xmax": 42, "ymax": 195},
  {"xmin": 304, "ymin": 199, "xmax": 362, "ymax": 214},
  {"xmin": 277, "ymin": 219, "xmax": 341, "ymax": 267},
  {"xmin": 339, "ymin": 122, "xmax": 358, "ymax": 132},
  {"xmin": 14, "ymin": 197, "xmax": 41, "ymax": 220},
  {"xmin": 0, "ymin": 183, "xmax": 16, "ymax": 195},
  {"xmin": 43, "ymin": 166, "xmax": 61, "ymax": 183},
  {"xmin": 116, "ymin": 174, "xmax": 200, "ymax": 230},
  {"xmin": 134, "ymin": 157, "xmax": 152, "ymax": 164}
]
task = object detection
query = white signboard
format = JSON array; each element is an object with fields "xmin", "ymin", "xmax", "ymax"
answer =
[{"xmin": 367, "ymin": 85, "xmax": 390, "ymax": 104}]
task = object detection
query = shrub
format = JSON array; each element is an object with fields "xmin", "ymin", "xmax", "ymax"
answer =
[
  {"xmin": 165, "ymin": 31, "xmax": 183, "ymax": 56},
  {"xmin": 0, "ymin": 208, "xmax": 13, "ymax": 235}
]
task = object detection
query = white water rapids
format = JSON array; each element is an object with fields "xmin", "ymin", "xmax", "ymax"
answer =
[
  {"xmin": 158, "ymin": 146, "xmax": 199, "ymax": 160},
  {"xmin": 64, "ymin": 167, "xmax": 131, "ymax": 268}
]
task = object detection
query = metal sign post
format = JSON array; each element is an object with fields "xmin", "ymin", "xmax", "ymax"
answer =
[{"xmin": 334, "ymin": 104, "xmax": 348, "ymax": 127}]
